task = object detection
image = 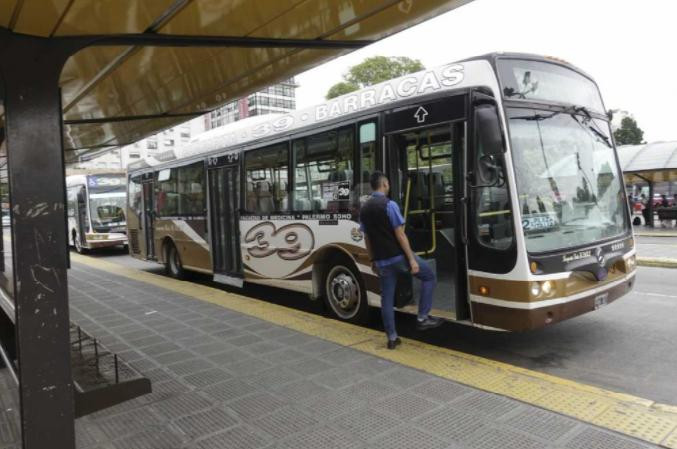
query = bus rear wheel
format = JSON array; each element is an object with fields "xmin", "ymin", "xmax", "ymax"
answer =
[
  {"xmin": 165, "ymin": 242, "xmax": 185, "ymax": 279},
  {"xmin": 323, "ymin": 258, "xmax": 369, "ymax": 324}
]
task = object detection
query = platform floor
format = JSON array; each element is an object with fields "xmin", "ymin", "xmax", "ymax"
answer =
[{"xmin": 0, "ymin": 258, "xmax": 669, "ymax": 449}]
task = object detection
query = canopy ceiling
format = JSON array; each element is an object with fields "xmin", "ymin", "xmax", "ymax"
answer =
[
  {"xmin": 618, "ymin": 142, "xmax": 677, "ymax": 184},
  {"xmin": 0, "ymin": 0, "xmax": 472, "ymax": 161}
]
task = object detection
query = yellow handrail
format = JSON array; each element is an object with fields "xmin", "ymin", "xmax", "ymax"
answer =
[{"xmin": 402, "ymin": 176, "xmax": 436, "ymax": 256}]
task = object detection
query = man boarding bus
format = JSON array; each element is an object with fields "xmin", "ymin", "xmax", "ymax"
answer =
[{"xmin": 360, "ymin": 171, "xmax": 442, "ymax": 349}]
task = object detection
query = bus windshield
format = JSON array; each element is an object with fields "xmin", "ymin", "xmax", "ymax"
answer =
[
  {"xmin": 508, "ymin": 108, "xmax": 629, "ymax": 253},
  {"xmin": 89, "ymin": 192, "xmax": 126, "ymax": 228},
  {"xmin": 498, "ymin": 59, "xmax": 605, "ymax": 113}
]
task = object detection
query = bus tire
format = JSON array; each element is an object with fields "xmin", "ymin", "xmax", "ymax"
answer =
[
  {"xmin": 73, "ymin": 233, "xmax": 87, "ymax": 254},
  {"xmin": 165, "ymin": 241, "xmax": 186, "ymax": 279},
  {"xmin": 323, "ymin": 256, "xmax": 369, "ymax": 324}
]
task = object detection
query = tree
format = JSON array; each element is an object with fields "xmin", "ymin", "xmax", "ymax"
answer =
[
  {"xmin": 613, "ymin": 116, "xmax": 644, "ymax": 146},
  {"xmin": 326, "ymin": 56, "xmax": 424, "ymax": 99}
]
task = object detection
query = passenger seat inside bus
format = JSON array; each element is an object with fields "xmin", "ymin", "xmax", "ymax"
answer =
[{"xmin": 256, "ymin": 181, "xmax": 275, "ymax": 213}]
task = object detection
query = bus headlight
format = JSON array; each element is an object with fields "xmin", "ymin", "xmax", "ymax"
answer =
[
  {"xmin": 626, "ymin": 255, "xmax": 636, "ymax": 271},
  {"xmin": 530, "ymin": 282, "xmax": 541, "ymax": 297},
  {"xmin": 541, "ymin": 280, "xmax": 553, "ymax": 295}
]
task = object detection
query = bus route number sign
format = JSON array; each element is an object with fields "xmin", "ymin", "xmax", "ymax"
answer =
[{"xmin": 522, "ymin": 214, "xmax": 557, "ymax": 233}]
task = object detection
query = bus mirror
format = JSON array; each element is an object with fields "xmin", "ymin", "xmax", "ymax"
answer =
[
  {"xmin": 475, "ymin": 104, "xmax": 504, "ymax": 155},
  {"xmin": 477, "ymin": 154, "xmax": 500, "ymax": 186}
]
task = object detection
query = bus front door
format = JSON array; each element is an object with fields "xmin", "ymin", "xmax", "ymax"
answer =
[
  {"xmin": 207, "ymin": 163, "xmax": 243, "ymax": 287},
  {"xmin": 76, "ymin": 187, "xmax": 88, "ymax": 249},
  {"xmin": 384, "ymin": 96, "xmax": 470, "ymax": 321},
  {"xmin": 142, "ymin": 181, "xmax": 155, "ymax": 259}
]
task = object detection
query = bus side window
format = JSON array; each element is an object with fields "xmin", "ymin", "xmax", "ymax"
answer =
[
  {"xmin": 244, "ymin": 142, "xmax": 289, "ymax": 213},
  {"xmin": 292, "ymin": 126, "xmax": 354, "ymax": 213},
  {"xmin": 357, "ymin": 122, "xmax": 376, "ymax": 205}
]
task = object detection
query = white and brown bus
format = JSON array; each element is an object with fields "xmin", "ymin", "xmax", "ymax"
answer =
[
  {"xmin": 67, "ymin": 172, "xmax": 128, "ymax": 253},
  {"xmin": 127, "ymin": 52, "xmax": 636, "ymax": 331}
]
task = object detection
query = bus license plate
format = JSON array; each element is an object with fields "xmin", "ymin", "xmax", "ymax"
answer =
[{"xmin": 594, "ymin": 293, "xmax": 609, "ymax": 309}]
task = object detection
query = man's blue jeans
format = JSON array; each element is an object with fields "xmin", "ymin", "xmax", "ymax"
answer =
[{"xmin": 378, "ymin": 255, "xmax": 436, "ymax": 341}]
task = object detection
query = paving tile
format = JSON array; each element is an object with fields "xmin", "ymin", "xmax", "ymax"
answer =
[
  {"xmin": 224, "ymin": 357, "xmax": 273, "ymax": 376},
  {"xmin": 287, "ymin": 357, "xmax": 335, "ymax": 376},
  {"xmin": 165, "ymin": 358, "xmax": 215, "ymax": 376},
  {"xmin": 94, "ymin": 407, "xmax": 164, "ymax": 440},
  {"xmin": 414, "ymin": 405, "xmax": 489, "ymax": 442},
  {"xmin": 195, "ymin": 425, "xmax": 270, "ymax": 449},
  {"xmin": 341, "ymin": 379, "xmax": 399, "ymax": 404},
  {"xmin": 564, "ymin": 427, "xmax": 655, "ymax": 449},
  {"xmin": 311, "ymin": 365, "xmax": 368, "ymax": 390},
  {"xmin": 152, "ymin": 392, "xmax": 214, "ymax": 419},
  {"xmin": 450, "ymin": 392, "xmax": 521, "ymax": 420},
  {"xmin": 173, "ymin": 407, "xmax": 238, "ymax": 440},
  {"xmin": 504, "ymin": 407, "xmax": 579, "ymax": 442},
  {"xmin": 334, "ymin": 409, "xmax": 401, "ymax": 441},
  {"xmin": 202, "ymin": 378, "xmax": 259, "ymax": 402},
  {"xmin": 208, "ymin": 348, "xmax": 252, "ymax": 365},
  {"xmin": 111, "ymin": 427, "xmax": 184, "ymax": 449},
  {"xmin": 370, "ymin": 425, "xmax": 449, "ymax": 449},
  {"xmin": 226, "ymin": 392, "xmax": 286, "ymax": 420},
  {"xmin": 372, "ymin": 392, "xmax": 441, "ymax": 420},
  {"xmin": 410, "ymin": 379, "xmax": 474, "ymax": 403},
  {"xmin": 272, "ymin": 379, "xmax": 331, "ymax": 402},
  {"xmin": 374, "ymin": 366, "xmax": 431, "ymax": 389},
  {"xmin": 248, "ymin": 367, "xmax": 302, "ymax": 389},
  {"xmin": 461, "ymin": 426, "xmax": 545, "ymax": 449},
  {"xmin": 251, "ymin": 406, "xmax": 318, "ymax": 439},
  {"xmin": 276, "ymin": 424, "xmax": 364, "ymax": 449},
  {"xmin": 261, "ymin": 348, "xmax": 307, "ymax": 364},
  {"xmin": 183, "ymin": 367, "xmax": 231, "ymax": 388}
]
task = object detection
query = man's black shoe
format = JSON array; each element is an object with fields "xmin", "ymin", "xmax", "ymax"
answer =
[
  {"xmin": 387, "ymin": 337, "xmax": 401, "ymax": 350},
  {"xmin": 416, "ymin": 316, "xmax": 443, "ymax": 331}
]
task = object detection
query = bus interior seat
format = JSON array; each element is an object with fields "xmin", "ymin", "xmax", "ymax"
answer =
[
  {"xmin": 246, "ymin": 181, "xmax": 257, "ymax": 212},
  {"xmin": 294, "ymin": 198, "xmax": 311, "ymax": 211},
  {"xmin": 256, "ymin": 181, "xmax": 275, "ymax": 213},
  {"xmin": 274, "ymin": 181, "xmax": 288, "ymax": 210}
]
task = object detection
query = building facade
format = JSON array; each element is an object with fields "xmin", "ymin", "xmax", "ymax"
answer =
[{"xmin": 205, "ymin": 79, "xmax": 296, "ymax": 130}]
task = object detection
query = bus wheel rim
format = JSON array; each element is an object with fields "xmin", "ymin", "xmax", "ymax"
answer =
[{"xmin": 326, "ymin": 265, "xmax": 360, "ymax": 319}]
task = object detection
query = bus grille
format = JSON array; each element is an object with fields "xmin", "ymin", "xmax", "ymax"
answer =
[{"xmin": 129, "ymin": 230, "xmax": 140, "ymax": 254}]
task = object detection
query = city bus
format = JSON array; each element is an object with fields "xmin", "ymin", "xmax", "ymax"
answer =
[
  {"xmin": 127, "ymin": 53, "xmax": 636, "ymax": 331},
  {"xmin": 66, "ymin": 173, "xmax": 128, "ymax": 253}
]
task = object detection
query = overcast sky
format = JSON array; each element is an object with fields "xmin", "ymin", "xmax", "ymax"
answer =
[{"xmin": 295, "ymin": 0, "xmax": 676, "ymax": 142}]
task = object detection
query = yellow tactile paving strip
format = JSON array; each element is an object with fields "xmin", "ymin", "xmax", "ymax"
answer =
[{"xmin": 72, "ymin": 253, "xmax": 677, "ymax": 448}]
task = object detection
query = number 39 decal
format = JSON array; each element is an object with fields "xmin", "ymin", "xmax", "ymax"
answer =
[{"xmin": 243, "ymin": 222, "xmax": 315, "ymax": 260}]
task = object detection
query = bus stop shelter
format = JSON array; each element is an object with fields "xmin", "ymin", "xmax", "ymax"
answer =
[
  {"xmin": 618, "ymin": 141, "xmax": 677, "ymax": 226},
  {"xmin": 0, "ymin": 1, "xmax": 471, "ymax": 447}
]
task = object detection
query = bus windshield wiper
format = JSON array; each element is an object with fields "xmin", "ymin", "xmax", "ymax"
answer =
[{"xmin": 569, "ymin": 106, "xmax": 612, "ymax": 148}]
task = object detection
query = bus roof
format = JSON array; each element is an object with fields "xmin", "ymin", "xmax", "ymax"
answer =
[{"xmin": 130, "ymin": 56, "xmax": 501, "ymax": 175}]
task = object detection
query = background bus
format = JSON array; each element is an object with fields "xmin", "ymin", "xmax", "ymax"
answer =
[
  {"xmin": 127, "ymin": 53, "xmax": 636, "ymax": 332},
  {"xmin": 66, "ymin": 172, "xmax": 128, "ymax": 253}
]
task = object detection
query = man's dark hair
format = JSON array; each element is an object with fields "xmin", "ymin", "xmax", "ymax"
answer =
[{"xmin": 370, "ymin": 171, "xmax": 387, "ymax": 190}]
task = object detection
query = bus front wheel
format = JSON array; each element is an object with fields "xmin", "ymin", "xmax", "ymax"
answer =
[
  {"xmin": 323, "ymin": 257, "xmax": 369, "ymax": 324},
  {"xmin": 73, "ymin": 234, "xmax": 87, "ymax": 254},
  {"xmin": 165, "ymin": 242, "xmax": 186, "ymax": 279}
]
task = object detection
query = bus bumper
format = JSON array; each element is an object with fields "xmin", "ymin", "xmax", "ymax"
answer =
[
  {"xmin": 85, "ymin": 233, "xmax": 128, "ymax": 249},
  {"xmin": 470, "ymin": 273, "xmax": 636, "ymax": 332}
]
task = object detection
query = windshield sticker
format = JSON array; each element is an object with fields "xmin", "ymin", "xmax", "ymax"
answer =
[{"xmin": 522, "ymin": 213, "xmax": 558, "ymax": 233}]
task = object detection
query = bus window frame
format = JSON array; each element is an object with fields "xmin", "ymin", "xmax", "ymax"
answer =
[{"xmin": 467, "ymin": 92, "xmax": 518, "ymax": 274}]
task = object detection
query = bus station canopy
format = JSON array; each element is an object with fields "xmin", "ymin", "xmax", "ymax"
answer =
[
  {"xmin": 618, "ymin": 141, "xmax": 677, "ymax": 184},
  {"xmin": 1, "ymin": 0, "xmax": 471, "ymax": 162}
]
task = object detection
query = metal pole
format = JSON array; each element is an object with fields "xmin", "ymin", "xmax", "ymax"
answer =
[
  {"xmin": 0, "ymin": 32, "xmax": 81, "ymax": 449},
  {"xmin": 648, "ymin": 181, "xmax": 654, "ymax": 227}
]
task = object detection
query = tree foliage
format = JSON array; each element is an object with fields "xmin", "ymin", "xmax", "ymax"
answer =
[
  {"xmin": 613, "ymin": 116, "xmax": 644, "ymax": 146},
  {"xmin": 326, "ymin": 56, "xmax": 424, "ymax": 99}
]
